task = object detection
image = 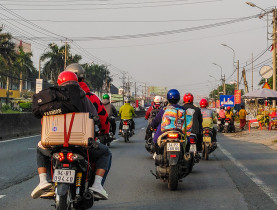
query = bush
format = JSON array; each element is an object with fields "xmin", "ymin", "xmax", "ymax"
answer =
[
  {"xmin": 2, "ymin": 104, "xmax": 10, "ymax": 112},
  {"xmin": 19, "ymin": 102, "xmax": 32, "ymax": 112}
]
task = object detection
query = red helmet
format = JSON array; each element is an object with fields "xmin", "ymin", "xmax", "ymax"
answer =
[
  {"xmin": 199, "ymin": 98, "xmax": 208, "ymax": 108},
  {"xmin": 183, "ymin": 93, "xmax": 194, "ymax": 103},
  {"xmin": 57, "ymin": 71, "xmax": 78, "ymax": 86},
  {"xmin": 227, "ymin": 106, "xmax": 231, "ymax": 111}
]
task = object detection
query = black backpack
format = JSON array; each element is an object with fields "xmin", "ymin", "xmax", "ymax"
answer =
[
  {"xmin": 32, "ymin": 84, "xmax": 83, "ymax": 119},
  {"xmin": 150, "ymin": 107, "xmax": 160, "ymax": 119}
]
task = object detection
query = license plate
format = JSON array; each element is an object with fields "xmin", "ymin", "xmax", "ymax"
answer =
[
  {"xmin": 225, "ymin": 123, "xmax": 229, "ymax": 125},
  {"xmin": 123, "ymin": 125, "xmax": 129, "ymax": 129},
  {"xmin": 203, "ymin": 136, "xmax": 211, "ymax": 143},
  {"xmin": 190, "ymin": 144, "xmax": 197, "ymax": 152},
  {"xmin": 167, "ymin": 143, "xmax": 180, "ymax": 151},
  {"xmin": 53, "ymin": 169, "xmax": 75, "ymax": 183}
]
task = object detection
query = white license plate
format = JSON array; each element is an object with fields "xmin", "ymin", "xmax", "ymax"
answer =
[
  {"xmin": 190, "ymin": 144, "xmax": 197, "ymax": 152},
  {"xmin": 53, "ymin": 169, "xmax": 75, "ymax": 183},
  {"xmin": 225, "ymin": 123, "xmax": 229, "ymax": 125},
  {"xmin": 123, "ymin": 125, "xmax": 129, "ymax": 129},
  {"xmin": 167, "ymin": 143, "xmax": 180, "ymax": 151}
]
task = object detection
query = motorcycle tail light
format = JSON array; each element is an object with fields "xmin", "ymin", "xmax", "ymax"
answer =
[
  {"xmin": 67, "ymin": 152, "xmax": 73, "ymax": 162},
  {"xmin": 189, "ymin": 137, "xmax": 196, "ymax": 144},
  {"xmin": 170, "ymin": 154, "xmax": 177, "ymax": 158},
  {"xmin": 168, "ymin": 133, "xmax": 179, "ymax": 138},
  {"xmin": 123, "ymin": 121, "xmax": 128, "ymax": 125},
  {"xmin": 63, "ymin": 163, "xmax": 69, "ymax": 168},
  {"xmin": 59, "ymin": 152, "xmax": 64, "ymax": 162}
]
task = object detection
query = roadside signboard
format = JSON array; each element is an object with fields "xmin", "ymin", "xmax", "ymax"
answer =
[
  {"xmin": 36, "ymin": 79, "xmax": 43, "ymax": 93},
  {"xmin": 234, "ymin": 90, "xmax": 241, "ymax": 104},
  {"xmin": 220, "ymin": 95, "xmax": 234, "ymax": 107}
]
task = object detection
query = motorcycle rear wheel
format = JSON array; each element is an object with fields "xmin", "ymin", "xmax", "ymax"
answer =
[
  {"xmin": 204, "ymin": 144, "xmax": 209, "ymax": 160},
  {"xmin": 56, "ymin": 190, "xmax": 71, "ymax": 210},
  {"xmin": 168, "ymin": 165, "xmax": 178, "ymax": 190},
  {"xmin": 124, "ymin": 134, "xmax": 129, "ymax": 143}
]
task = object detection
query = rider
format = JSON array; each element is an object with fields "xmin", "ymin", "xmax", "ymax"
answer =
[
  {"xmin": 144, "ymin": 95, "xmax": 162, "ymax": 140},
  {"xmin": 199, "ymin": 98, "xmax": 217, "ymax": 142},
  {"xmin": 225, "ymin": 106, "xmax": 235, "ymax": 130},
  {"xmin": 151, "ymin": 89, "xmax": 184, "ymax": 153},
  {"xmin": 182, "ymin": 93, "xmax": 203, "ymax": 152},
  {"xmin": 31, "ymin": 71, "xmax": 111, "ymax": 200},
  {"xmin": 65, "ymin": 63, "xmax": 110, "ymax": 136},
  {"xmin": 118, "ymin": 98, "xmax": 136, "ymax": 134},
  {"xmin": 102, "ymin": 94, "xmax": 118, "ymax": 137}
]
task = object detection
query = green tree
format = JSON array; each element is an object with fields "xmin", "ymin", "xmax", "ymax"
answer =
[
  {"xmin": 0, "ymin": 28, "xmax": 16, "ymax": 67},
  {"xmin": 209, "ymin": 84, "xmax": 244, "ymax": 100},
  {"xmin": 41, "ymin": 43, "xmax": 81, "ymax": 83},
  {"xmin": 84, "ymin": 64, "xmax": 112, "ymax": 92},
  {"xmin": 15, "ymin": 46, "xmax": 36, "ymax": 94}
]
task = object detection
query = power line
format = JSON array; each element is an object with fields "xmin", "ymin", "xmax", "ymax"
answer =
[
  {"xmin": 13, "ymin": 14, "xmax": 261, "ymax": 41},
  {"xmin": 2, "ymin": 0, "xmax": 224, "ymax": 10}
]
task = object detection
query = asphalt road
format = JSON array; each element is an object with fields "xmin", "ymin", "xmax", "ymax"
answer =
[{"xmin": 1, "ymin": 118, "xmax": 277, "ymax": 209}]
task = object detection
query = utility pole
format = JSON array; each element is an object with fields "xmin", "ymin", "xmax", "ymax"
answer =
[
  {"xmin": 223, "ymin": 74, "xmax": 226, "ymax": 95},
  {"xmin": 64, "ymin": 41, "xmax": 67, "ymax": 69},
  {"xmin": 144, "ymin": 83, "xmax": 147, "ymax": 101},
  {"xmin": 242, "ymin": 67, "xmax": 249, "ymax": 93},
  {"xmin": 237, "ymin": 60, "xmax": 239, "ymax": 90},
  {"xmin": 38, "ymin": 59, "xmax": 41, "ymax": 79},
  {"xmin": 134, "ymin": 82, "xmax": 137, "ymax": 100},
  {"xmin": 120, "ymin": 72, "xmax": 127, "ymax": 104},
  {"xmin": 273, "ymin": 8, "xmax": 277, "ymax": 108},
  {"xmin": 251, "ymin": 53, "xmax": 254, "ymax": 91}
]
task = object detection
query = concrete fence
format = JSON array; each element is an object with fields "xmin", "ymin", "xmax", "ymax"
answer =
[{"xmin": 0, "ymin": 111, "xmax": 145, "ymax": 140}]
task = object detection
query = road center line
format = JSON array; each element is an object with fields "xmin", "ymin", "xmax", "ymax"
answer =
[
  {"xmin": 218, "ymin": 144, "xmax": 277, "ymax": 205},
  {"xmin": 0, "ymin": 135, "xmax": 40, "ymax": 144},
  {"xmin": 0, "ymin": 195, "xmax": 6, "ymax": 199}
]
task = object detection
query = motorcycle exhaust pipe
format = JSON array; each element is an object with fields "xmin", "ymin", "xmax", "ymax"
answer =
[{"xmin": 184, "ymin": 153, "xmax": 191, "ymax": 161}]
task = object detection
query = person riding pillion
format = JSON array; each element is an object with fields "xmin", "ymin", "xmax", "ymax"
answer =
[
  {"xmin": 199, "ymin": 98, "xmax": 217, "ymax": 143},
  {"xmin": 182, "ymin": 93, "xmax": 203, "ymax": 152},
  {"xmin": 102, "ymin": 94, "xmax": 118, "ymax": 136},
  {"xmin": 144, "ymin": 95, "xmax": 162, "ymax": 140},
  {"xmin": 119, "ymin": 98, "xmax": 136, "ymax": 134},
  {"xmin": 31, "ymin": 71, "xmax": 111, "ymax": 200},
  {"xmin": 65, "ymin": 63, "xmax": 110, "ymax": 135}
]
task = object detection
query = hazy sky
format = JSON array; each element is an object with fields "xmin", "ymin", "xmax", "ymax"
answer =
[{"xmin": 1, "ymin": 0, "xmax": 276, "ymax": 100}]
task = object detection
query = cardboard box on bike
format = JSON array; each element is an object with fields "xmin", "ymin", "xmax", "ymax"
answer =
[{"xmin": 41, "ymin": 112, "xmax": 94, "ymax": 148}]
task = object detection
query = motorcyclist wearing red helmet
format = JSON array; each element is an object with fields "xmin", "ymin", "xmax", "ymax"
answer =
[
  {"xmin": 31, "ymin": 71, "xmax": 111, "ymax": 200},
  {"xmin": 200, "ymin": 98, "xmax": 217, "ymax": 143},
  {"xmin": 182, "ymin": 93, "xmax": 203, "ymax": 152}
]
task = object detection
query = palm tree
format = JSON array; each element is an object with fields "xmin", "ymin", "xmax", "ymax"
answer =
[
  {"xmin": 0, "ymin": 28, "xmax": 16, "ymax": 67},
  {"xmin": 41, "ymin": 43, "xmax": 81, "ymax": 84},
  {"xmin": 15, "ymin": 46, "xmax": 36, "ymax": 94}
]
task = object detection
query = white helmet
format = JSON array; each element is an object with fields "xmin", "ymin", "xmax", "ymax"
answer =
[
  {"xmin": 65, "ymin": 63, "xmax": 85, "ymax": 79},
  {"xmin": 154, "ymin": 96, "xmax": 162, "ymax": 104}
]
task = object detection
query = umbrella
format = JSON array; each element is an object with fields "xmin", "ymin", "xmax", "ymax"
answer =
[{"xmin": 243, "ymin": 88, "xmax": 277, "ymax": 98}]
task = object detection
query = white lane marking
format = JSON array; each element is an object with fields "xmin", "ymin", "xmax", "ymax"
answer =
[
  {"xmin": 141, "ymin": 128, "xmax": 145, "ymax": 130},
  {"xmin": 0, "ymin": 135, "xmax": 40, "ymax": 144},
  {"xmin": 27, "ymin": 147, "xmax": 36, "ymax": 150},
  {"xmin": 0, "ymin": 195, "xmax": 6, "ymax": 199},
  {"xmin": 218, "ymin": 144, "xmax": 277, "ymax": 205}
]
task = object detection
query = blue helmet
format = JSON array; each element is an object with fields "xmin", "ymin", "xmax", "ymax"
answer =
[{"xmin": 167, "ymin": 89, "xmax": 180, "ymax": 104}]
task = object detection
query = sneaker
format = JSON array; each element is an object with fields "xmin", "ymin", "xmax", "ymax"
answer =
[
  {"xmin": 31, "ymin": 182, "xmax": 52, "ymax": 199},
  {"xmin": 40, "ymin": 186, "xmax": 55, "ymax": 199},
  {"xmin": 90, "ymin": 185, "xmax": 108, "ymax": 200}
]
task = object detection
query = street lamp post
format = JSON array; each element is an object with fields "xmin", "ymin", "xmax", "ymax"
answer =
[
  {"xmin": 246, "ymin": 2, "xmax": 277, "ymax": 107},
  {"xmin": 212, "ymin": 63, "xmax": 226, "ymax": 95},
  {"xmin": 209, "ymin": 75, "xmax": 219, "ymax": 101}
]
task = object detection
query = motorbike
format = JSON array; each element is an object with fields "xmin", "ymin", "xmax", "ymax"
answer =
[
  {"xmin": 49, "ymin": 143, "xmax": 104, "ymax": 210},
  {"xmin": 217, "ymin": 117, "xmax": 224, "ymax": 132},
  {"xmin": 186, "ymin": 134, "xmax": 201, "ymax": 172},
  {"xmin": 145, "ymin": 129, "xmax": 156, "ymax": 154},
  {"xmin": 224, "ymin": 118, "xmax": 235, "ymax": 133},
  {"xmin": 121, "ymin": 119, "xmax": 133, "ymax": 142},
  {"xmin": 202, "ymin": 127, "xmax": 217, "ymax": 160},
  {"xmin": 152, "ymin": 131, "xmax": 193, "ymax": 190}
]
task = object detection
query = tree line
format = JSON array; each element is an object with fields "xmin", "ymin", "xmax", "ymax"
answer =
[{"xmin": 0, "ymin": 28, "xmax": 112, "ymax": 97}]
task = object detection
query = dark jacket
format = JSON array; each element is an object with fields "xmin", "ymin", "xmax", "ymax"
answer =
[{"xmin": 182, "ymin": 103, "xmax": 203, "ymax": 136}]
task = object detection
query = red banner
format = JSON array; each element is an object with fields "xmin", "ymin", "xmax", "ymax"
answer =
[
  {"xmin": 234, "ymin": 90, "xmax": 241, "ymax": 104},
  {"xmin": 136, "ymin": 100, "xmax": 139, "ymax": 108}
]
